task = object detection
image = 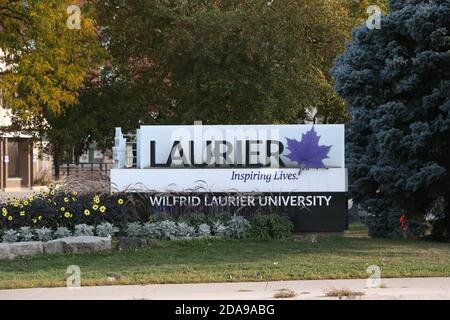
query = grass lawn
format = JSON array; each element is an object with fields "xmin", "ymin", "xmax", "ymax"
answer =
[{"xmin": 1, "ymin": 225, "xmax": 449, "ymax": 289}]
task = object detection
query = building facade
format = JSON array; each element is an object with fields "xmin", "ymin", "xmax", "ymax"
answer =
[
  {"xmin": 0, "ymin": 50, "xmax": 53, "ymax": 190},
  {"xmin": 0, "ymin": 105, "xmax": 52, "ymax": 190}
]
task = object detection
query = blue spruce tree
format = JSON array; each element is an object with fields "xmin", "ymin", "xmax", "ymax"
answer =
[{"xmin": 332, "ymin": 0, "xmax": 450, "ymax": 239}]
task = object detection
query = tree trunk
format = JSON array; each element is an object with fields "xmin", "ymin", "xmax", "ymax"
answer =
[
  {"xmin": 53, "ymin": 157, "xmax": 60, "ymax": 180},
  {"xmin": 53, "ymin": 147, "xmax": 62, "ymax": 180}
]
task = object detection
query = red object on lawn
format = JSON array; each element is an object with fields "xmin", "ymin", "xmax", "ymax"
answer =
[{"xmin": 400, "ymin": 215, "xmax": 408, "ymax": 230}]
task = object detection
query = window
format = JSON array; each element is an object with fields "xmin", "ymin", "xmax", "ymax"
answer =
[{"xmin": 7, "ymin": 139, "xmax": 20, "ymax": 178}]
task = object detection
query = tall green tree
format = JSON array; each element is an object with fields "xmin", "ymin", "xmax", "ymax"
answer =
[
  {"xmin": 4, "ymin": 0, "xmax": 386, "ymax": 177},
  {"xmin": 40, "ymin": 0, "xmax": 375, "ymax": 168},
  {"xmin": 94, "ymin": 0, "xmax": 354, "ymax": 125}
]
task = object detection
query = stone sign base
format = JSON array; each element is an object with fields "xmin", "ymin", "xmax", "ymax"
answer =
[{"xmin": 0, "ymin": 236, "xmax": 111, "ymax": 260}]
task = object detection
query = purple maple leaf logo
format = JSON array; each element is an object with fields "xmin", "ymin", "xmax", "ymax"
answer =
[{"xmin": 285, "ymin": 127, "xmax": 332, "ymax": 168}]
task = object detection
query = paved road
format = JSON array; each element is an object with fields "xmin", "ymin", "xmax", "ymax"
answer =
[{"xmin": 0, "ymin": 277, "xmax": 449, "ymax": 300}]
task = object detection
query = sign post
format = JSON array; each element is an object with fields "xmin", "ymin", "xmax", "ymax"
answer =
[{"xmin": 111, "ymin": 124, "xmax": 347, "ymax": 232}]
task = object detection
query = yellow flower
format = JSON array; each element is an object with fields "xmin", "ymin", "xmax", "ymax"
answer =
[
  {"xmin": 64, "ymin": 212, "xmax": 71, "ymax": 218},
  {"xmin": 72, "ymin": 197, "xmax": 77, "ymax": 202},
  {"xmin": 72, "ymin": 191, "xmax": 78, "ymax": 196},
  {"xmin": 38, "ymin": 215, "xmax": 42, "ymax": 221},
  {"xmin": 50, "ymin": 191, "xmax": 55, "ymax": 195},
  {"xmin": 117, "ymin": 199, "xmax": 124, "ymax": 205},
  {"xmin": 1, "ymin": 208, "xmax": 7, "ymax": 216},
  {"xmin": 84, "ymin": 209, "xmax": 91, "ymax": 216},
  {"xmin": 64, "ymin": 197, "xmax": 69, "ymax": 203},
  {"xmin": 23, "ymin": 200, "xmax": 29, "ymax": 206},
  {"xmin": 7, "ymin": 216, "xmax": 13, "ymax": 221},
  {"xmin": 99, "ymin": 206, "xmax": 106, "ymax": 213},
  {"xmin": 20, "ymin": 211, "xmax": 26, "ymax": 216},
  {"xmin": 28, "ymin": 195, "xmax": 34, "ymax": 201},
  {"xmin": 32, "ymin": 218, "xmax": 37, "ymax": 224},
  {"xmin": 60, "ymin": 207, "xmax": 65, "ymax": 212},
  {"xmin": 92, "ymin": 204, "xmax": 99, "ymax": 211}
]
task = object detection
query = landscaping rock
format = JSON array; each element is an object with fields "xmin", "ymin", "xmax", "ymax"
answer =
[
  {"xmin": 4, "ymin": 241, "xmax": 43, "ymax": 258},
  {"xmin": 43, "ymin": 239, "xmax": 65, "ymax": 255},
  {"xmin": 0, "ymin": 237, "xmax": 111, "ymax": 259},
  {"xmin": 58, "ymin": 236, "xmax": 112, "ymax": 254},
  {"xmin": 117, "ymin": 237, "xmax": 148, "ymax": 251},
  {"xmin": 0, "ymin": 244, "xmax": 15, "ymax": 260}
]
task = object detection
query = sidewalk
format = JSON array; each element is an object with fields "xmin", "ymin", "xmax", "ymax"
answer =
[
  {"xmin": 0, "ymin": 187, "xmax": 48, "ymax": 201},
  {"xmin": 1, "ymin": 277, "xmax": 449, "ymax": 300}
]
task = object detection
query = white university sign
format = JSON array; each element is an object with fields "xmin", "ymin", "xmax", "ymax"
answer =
[
  {"xmin": 111, "ymin": 124, "xmax": 347, "ymax": 193},
  {"xmin": 111, "ymin": 123, "xmax": 348, "ymax": 232}
]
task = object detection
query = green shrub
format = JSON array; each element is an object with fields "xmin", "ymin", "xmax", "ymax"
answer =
[
  {"xmin": 226, "ymin": 216, "xmax": 250, "ymax": 239},
  {"xmin": 158, "ymin": 220, "xmax": 178, "ymax": 239},
  {"xmin": 74, "ymin": 224, "xmax": 95, "ymax": 236},
  {"xmin": 0, "ymin": 189, "xmax": 295, "ymax": 242},
  {"xmin": 271, "ymin": 215, "xmax": 294, "ymax": 239},
  {"xmin": 2, "ymin": 229, "xmax": 18, "ymax": 243},
  {"xmin": 19, "ymin": 226, "xmax": 34, "ymax": 241},
  {"xmin": 142, "ymin": 222, "xmax": 161, "ymax": 238},
  {"xmin": 96, "ymin": 223, "xmax": 119, "ymax": 237},
  {"xmin": 176, "ymin": 222, "xmax": 195, "ymax": 238},
  {"xmin": 54, "ymin": 227, "xmax": 72, "ymax": 238},
  {"xmin": 197, "ymin": 223, "xmax": 211, "ymax": 237},
  {"xmin": 35, "ymin": 227, "xmax": 53, "ymax": 241},
  {"xmin": 125, "ymin": 222, "xmax": 143, "ymax": 237},
  {"xmin": 211, "ymin": 220, "xmax": 228, "ymax": 237},
  {"xmin": 249, "ymin": 215, "xmax": 271, "ymax": 239},
  {"xmin": 249, "ymin": 214, "xmax": 293, "ymax": 240},
  {"xmin": 189, "ymin": 212, "xmax": 207, "ymax": 227}
]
